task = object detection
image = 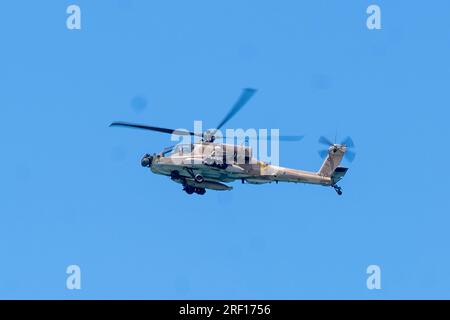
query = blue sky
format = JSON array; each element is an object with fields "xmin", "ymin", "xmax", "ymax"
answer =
[{"xmin": 1, "ymin": 0, "xmax": 450, "ymax": 299}]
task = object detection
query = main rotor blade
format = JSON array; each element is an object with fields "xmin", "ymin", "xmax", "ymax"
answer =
[
  {"xmin": 341, "ymin": 136, "xmax": 355, "ymax": 148},
  {"xmin": 258, "ymin": 135, "xmax": 304, "ymax": 142},
  {"xmin": 278, "ymin": 135, "xmax": 304, "ymax": 142},
  {"xmin": 214, "ymin": 135, "xmax": 304, "ymax": 142},
  {"xmin": 318, "ymin": 136, "xmax": 333, "ymax": 146},
  {"xmin": 110, "ymin": 121, "xmax": 200, "ymax": 137},
  {"xmin": 214, "ymin": 88, "xmax": 257, "ymax": 132}
]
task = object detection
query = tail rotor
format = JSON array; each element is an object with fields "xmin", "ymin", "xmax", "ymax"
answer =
[{"xmin": 318, "ymin": 136, "xmax": 356, "ymax": 162}]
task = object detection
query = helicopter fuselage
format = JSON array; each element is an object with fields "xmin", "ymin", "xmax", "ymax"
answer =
[{"xmin": 145, "ymin": 142, "xmax": 334, "ymax": 192}]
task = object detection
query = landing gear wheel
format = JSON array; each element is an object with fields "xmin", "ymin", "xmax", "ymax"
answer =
[
  {"xmin": 194, "ymin": 188, "xmax": 206, "ymax": 195},
  {"xmin": 333, "ymin": 185, "xmax": 343, "ymax": 196},
  {"xmin": 194, "ymin": 174, "xmax": 204, "ymax": 183},
  {"xmin": 183, "ymin": 185, "xmax": 194, "ymax": 195}
]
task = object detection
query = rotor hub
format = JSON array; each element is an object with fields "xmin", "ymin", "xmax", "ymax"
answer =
[{"xmin": 202, "ymin": 130, "xmax": 216, "ymax": 142}]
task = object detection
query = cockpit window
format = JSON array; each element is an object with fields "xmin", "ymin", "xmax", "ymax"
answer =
[
  {"xmin": 162, "ymin": 147, "xmax": 174, "ymax": 156},
  {"xmin": 166, "ymin": 144, "xmax": 194, "ymax": 155}
]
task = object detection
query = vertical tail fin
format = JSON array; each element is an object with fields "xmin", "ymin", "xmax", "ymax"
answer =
[{"xmin": 318, "ymin": 145, "xmax": 346, "ymax": 177}]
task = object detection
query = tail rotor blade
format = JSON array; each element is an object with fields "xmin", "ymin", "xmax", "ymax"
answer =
[
  {"xmin": 345, "ymin": 150, "xmax": 356, "ymax": 162},
  {"xmin": 341, "ymin": 136, "xmax": 355, "ymax": 148},
  {"xmin": 319, "ymin": 136, "xmax": 333, "ymax": 146}
]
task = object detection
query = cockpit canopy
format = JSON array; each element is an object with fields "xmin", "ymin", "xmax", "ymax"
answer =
[
  {"xmin": 162, "ymin": 144, "xmax": 194, "ymax": 156},
  {"xmin": 161, "ymin": 142, "xmax": 253, "ymax": 164}
]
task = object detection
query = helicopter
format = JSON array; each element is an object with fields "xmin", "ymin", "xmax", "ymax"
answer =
[{"xmin": 110, "ymin": 88, "xmax": 355, "ymax": 196}]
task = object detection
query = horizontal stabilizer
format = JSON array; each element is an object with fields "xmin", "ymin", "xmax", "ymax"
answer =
[{"xmin": 331, "ymin": 167, "xmax": 348, "ymax": 184}]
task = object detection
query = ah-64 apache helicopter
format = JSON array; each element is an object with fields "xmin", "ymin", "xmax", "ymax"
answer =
[{"xmin": 110, "ymin": 88, "xmax": 355, "ymax": 196}]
